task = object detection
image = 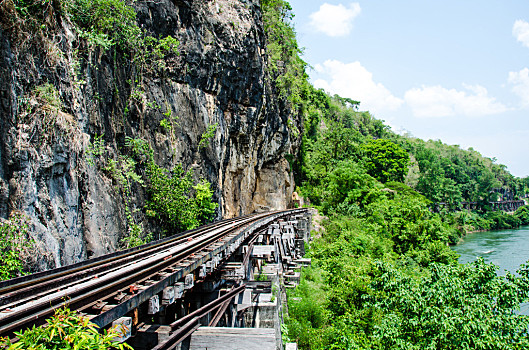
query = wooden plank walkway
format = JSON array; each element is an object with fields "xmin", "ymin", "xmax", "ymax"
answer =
[{"xmin": 189, "ymin": 327, "xmax": 276, "ymax": 350}]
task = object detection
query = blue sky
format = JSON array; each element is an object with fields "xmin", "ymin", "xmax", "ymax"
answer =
[{"xmin": 288, "ymin": 0, "xmax": 529, "ymax": 177}]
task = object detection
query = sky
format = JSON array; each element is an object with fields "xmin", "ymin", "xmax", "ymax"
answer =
[{"xmin": 287, "ymin": 0, "xmax": 529, "ymax": 177}]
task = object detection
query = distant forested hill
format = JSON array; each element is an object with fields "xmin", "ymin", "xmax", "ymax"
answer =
[{"xmin": 295, "ymin": 91, "xmax": 529, "ymax": 210}]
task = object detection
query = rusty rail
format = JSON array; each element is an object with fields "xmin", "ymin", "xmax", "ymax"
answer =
[{"xmin": 0, "ymin": 208, "xmax": 307, "ymax": 340}]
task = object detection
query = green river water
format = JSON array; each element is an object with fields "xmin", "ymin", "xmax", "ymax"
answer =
[
  {"xmin": 452, "ymin": 225, "xmax": 529, "ymax": 314},
  {"xmin": 452, "ymin": 225, "xmax": 529, "ymax": 274}
]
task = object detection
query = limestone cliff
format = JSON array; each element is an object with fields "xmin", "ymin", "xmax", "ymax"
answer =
[{"xmin": 0, "ymin": 0, "xmax": 300, "ymax": 270}]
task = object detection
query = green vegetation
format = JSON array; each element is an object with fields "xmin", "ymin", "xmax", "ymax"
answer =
[
  {"xmin": 11, "ymin": 0, "xmax": 180, "ymax": 138},
  {"xmin": 259, "ymin": 1, "xmax": 529, "ymax": 348},
  {"xmin": 0, "ymin": 213, "xmax": 33, "ymax": 281},
  {"xmin": 261, "ymin": 0, "xmax": 308, "ymax": 110},
  {"xmin": 84, "ymin": 135, "xmax": 218, "ymax": 246},
  {"xmin": 34, "ymin": 83, "xmax": 62, "ymax": 111},
  {"xmin": 514, "ymin": 205, "xmax": 529, "ymax": 225},
  {"xmin": 286, "ymin": 172, "xmax": 529, "ymax": 348},
  {"xmin": 361, "ymin": 138, "xmax": 409, "ymax": 183},
  {"xmin": 198, "ymin": 123, "xmax": 218, "ymax": 150},
  {"xmin": 367, "ymin": 259, "xmax": 529, "ymax": 349},
  {"xmin": 3, "ymin": 1, "xmax": 528, "ymax": 349},
  {"xmin": 484, "ymin": 205, "xmax": 529, "ymax": 230},
  {"xmin": 441, "ymin": 205, "xmax": 529, "ymax": 235},
  {"xmin": 288, "ymin": 258, "xmax": 529, "ymax": 349},
  {"xmin": 160, "ymin": 119, "xmax": 172, "ymax": 132},
  {"xmin": 68, "ymin": 0, "xmax": 138, "ymax": 50},
  {"xmin": 294, "ymin": 89, "xmax": 528, "ymax": 212},
  {"xmin": 282, "ymin": 85, "xmax": 529, "ymax": 349},
  {"xmin": 144, "ymin": 162, "xmax": 216, "ymax": 232},
  {"xmin": 127, "ymin": 137, "xmax": 218, "ymax": 235},
  {"xmin": 399, "ymin": 137, "xmax": 528, "ymax": 210},
  {"xmin": 104, "ymin": 148, "xmax": 147, "ymax": 249},
  {"xmin": 13, "ymin": 0, "xmax": 180, "ymax": 57},
  {"xmin": 0, "ymin": 307, "xmax": 132, "ymax": 349},
  {"xmin": 85, "ymin": 133, "xmax": 105, "ymax": 167}
]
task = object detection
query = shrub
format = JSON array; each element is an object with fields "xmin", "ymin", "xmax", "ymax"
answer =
[
  {"xmin": 514, "ymin": 205, "xmax": 529, "ymax": 225},
  {"xmin": 361, "ymin": 139, "xmax": 409, "ymax": 183},
  {"xmin": 0, "ymin": 307, "xmax": 133, "ymax": 349},
  {"xmin": 367, "ymin": 259, "xmax": 529, "ymax": 349},
  {"xmin": 0, "ymin": 213, "xmax": 33, "ymax": 281},
  {"xmin": 485, "ymin": 211, "xmax": 522, "ymax": 230},
  {"xmin": 145, "ymin": 162, "xmax": 217, "ymax": 232},
  {"xmin": 126, "ymin": 137, "xmax": 218, "ymax": 234},
  {"xmin": 198, "ymin": 123, "xmax": 218, "ymax": 149}
]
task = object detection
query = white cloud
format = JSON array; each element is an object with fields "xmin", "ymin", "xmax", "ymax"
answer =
[
  {"xmin": 404, "ymin": 84, "xmax": 509, "ymax": 118},
  {"xmin": 313, "ymin": 59, "xmax": 403, "ymax": 113},
  {"xmin": 508, "ymin": 68, "xmax": 529, "ymax": 107},
  {"xmin": 309, "ymin": 3, "xmax": 361, "ymax": 37},
  {"xmin": 513, "ymin": 20, "xmax": 529, "ymax": 48}
]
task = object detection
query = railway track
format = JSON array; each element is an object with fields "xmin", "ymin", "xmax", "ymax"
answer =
[{"xmin": 0, "ymin": 209, "xmax": 306, "ymax": 340}]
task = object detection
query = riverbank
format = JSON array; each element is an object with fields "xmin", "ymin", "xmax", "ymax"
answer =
[{"xmin": 447, "ymin": 205, "xmax": 529, "ymax": 244}]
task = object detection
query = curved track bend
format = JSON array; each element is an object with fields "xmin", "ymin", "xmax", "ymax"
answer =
[{"xmin": 0, "ymin": 208, "xmax": 307, "ymax": 339}]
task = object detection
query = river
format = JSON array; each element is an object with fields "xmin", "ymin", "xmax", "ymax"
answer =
[
  {"xmin": 452, "ymin": 225, "xmax": 529, "ymax": 313},
  {"xmin": 452, "ymin": 225, "xmax": 529, "ymax": 275}
]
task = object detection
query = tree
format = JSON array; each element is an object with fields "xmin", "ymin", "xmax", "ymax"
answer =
[
  {"xmin": 322, "ymin": 160, "xmax": 380, "ymax": 214},
  {"xmin": 362, "ymin": 139, "xmax": 409, "ymax": 183},
  {"xmin": 368, "ymin": 259, "xmax": 529, "ymax": 349},
  {"xmin": 514, "ymin": 205, "xmax": 529, "ymax": 225}
]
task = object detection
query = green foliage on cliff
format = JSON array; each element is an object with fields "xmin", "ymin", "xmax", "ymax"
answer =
[
  {"xmin": 0, "ymin": 213, "xmax": 33, "ymax": 281},
  {"xmin": 144, "ymin": 162, "xmax": 216, "ymax": 233},
  {"xmin": 198, "ymin": 123, "xmax": 218, "ymax": 150},
  {"xmin": 261, "ymin": 0, "xmax": 308, "ymax": 111},
  {"xmin": 84, "ymin": 136, "xmax": 217, "ymax": 246},
  {"xmin": 0, "ymin": 307, "xmax": 133, "ymax": 349},
  {"xmin": 12, "ymin": 0, "xmax": 180, "ymax": 55},
  {"xmin": 103, "ymin": 151, "xmax": 148, "ymax": 249},
  {"xmin": 11, "ymin": 0, "xmax": 179, "ymax": 116},
  {"xmin": 127, "ymin": 138, "xmax": 218, "ymax": 235},
  {"xmin": 68, "ymin": 0, "xmax": 139, "ymax": 50},
  {"xmin": 34, "ymin": 83, "xmax": 62, "ymax": 111}
]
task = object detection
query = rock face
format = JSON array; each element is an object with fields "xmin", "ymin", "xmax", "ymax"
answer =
[{"xmin": 0, "ymin": 0, "xmax": 300, "ymax": 270}]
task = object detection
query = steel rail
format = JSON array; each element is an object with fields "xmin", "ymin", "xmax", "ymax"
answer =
[
  {"xmin": 0, "ymin": 216, "xmax": 250, "ymax": 309},
  {"xmin": 89, "ymin": 209, "xmax": 303, "ymax": 328},
  {"xmin": 0, "ymin": 214, "xmax": 264, "ymax": 337},
  {"xmin": 0, "ymin": 215, "xmax": 249, "ymax": 296},
  {"xmin": 0, "ymin": 208, "xmax": 307, "ymax": 340}
]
